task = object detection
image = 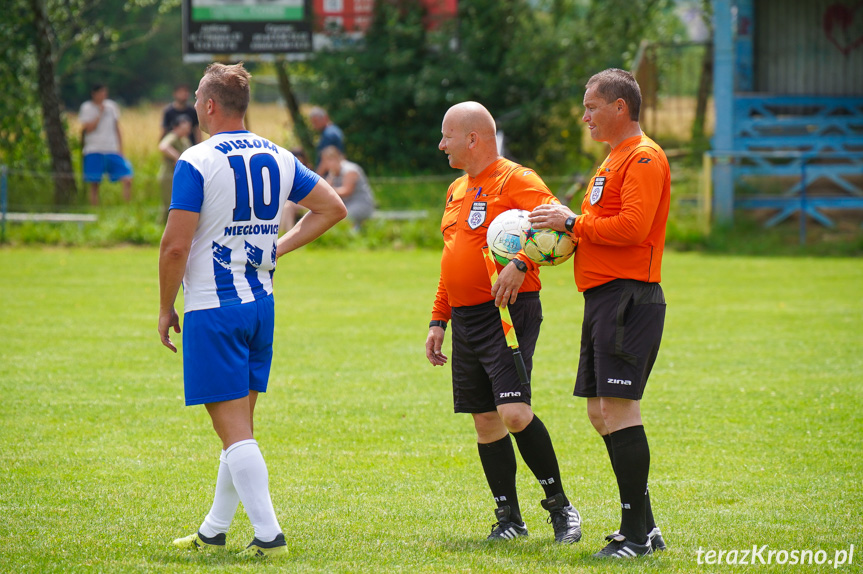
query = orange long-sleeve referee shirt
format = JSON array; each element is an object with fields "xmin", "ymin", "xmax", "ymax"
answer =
[
  {"xmin": 431, "ymin": 158, "xmax": 560, "ymax": 322},
  {"xmin": 569, "ymin": 134, "xmax": 671, "ymax": 292}
]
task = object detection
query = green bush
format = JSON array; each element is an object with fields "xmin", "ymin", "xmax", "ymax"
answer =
[{"xmin": 1, "ymin": 206, "xmax": 164, "ymax": 246}]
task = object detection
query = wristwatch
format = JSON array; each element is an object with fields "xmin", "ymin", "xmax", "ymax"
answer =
[
  {"xmin": 429, "ymin": 320, "xmax": 447, "ymax": 331},
  {"xmin": 512, "ymin": 259, "xmax": 528, "ymax": 273},
  {"xmin": 564, "ymin": 216, "xmax": 577, "ymax": 233}
]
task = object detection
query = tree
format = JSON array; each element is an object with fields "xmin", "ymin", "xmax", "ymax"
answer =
[
  {"xmin": 306, "ymin": 0, "xmax": 672, "ymax": 175},
  {"xmin": 30, "ymin": 0, "xmax": 76, "ymax": 204},
  {"xmin": 55, "ymin": 0, "xmax": 203, "ymax": 107},
  {"xmin": 446, "ymin": 0, "xmax": 581, "ymax": 171},
  {"xmin": 307, "ymin": 0, "xmax": 575, "ymax": 174},
  {"xmin": 275, "ymin": 61, "xmax": 317, "ymax": 162},
  {"xmin": 1, "ymin": 0, "xmax": 183, "ymax": 206},
  {"xmin": 307, "ymin": 1, "xmax": 445, "ymax": 173},
  {"xmin": 692, "ymin": 0, "xmax": 714, "ymax": 142},
  {"xmin": 0, "ymin": 2, "xmax": 55, "ymax": 202}
]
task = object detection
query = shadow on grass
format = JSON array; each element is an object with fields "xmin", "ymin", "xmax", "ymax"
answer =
[
  {"xmin": 433, "ymin": 535, "xmax": 673, "ymax": 571},
  {"xmin": 151, "ymin": 547, "xmax": 291, "ymax": 570}
]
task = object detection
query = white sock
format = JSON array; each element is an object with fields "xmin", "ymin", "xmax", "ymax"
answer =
[
  {"xmin": 225, "ymin": 439, "xmax": 282, "ymax": 542},
  {"xmin": 199, "ymin": 450, "xmax": 240, "ymax": 538}
]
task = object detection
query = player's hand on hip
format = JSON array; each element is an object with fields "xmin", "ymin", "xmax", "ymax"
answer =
[
  {"xmin": 529, "ymin": 203, "xmax": 575, "ymax": 232},
  {"xmin": 425, "ymin": 328, "xmax": 448, "ymax": 366},
  {"xmin": 492, "ymin": 262, "xmax": 527, "ymax": 308},
  {"xmin": 158, "ymin": 308, "xmax": 181, "ymax": 353}
]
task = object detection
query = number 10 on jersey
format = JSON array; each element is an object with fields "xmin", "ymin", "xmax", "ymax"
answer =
[{"xmin": 228, "ymin": 154, "xmax": 281, "ymax": 222}]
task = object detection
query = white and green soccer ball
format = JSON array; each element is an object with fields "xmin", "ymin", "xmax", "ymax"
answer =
[
  {"xmin": 487, "ymin": 209, "xmax": 530, "ymax": 266},
  {"xmin": 520, "ymin": 226, "xmax": 577, "ymax": 266}
]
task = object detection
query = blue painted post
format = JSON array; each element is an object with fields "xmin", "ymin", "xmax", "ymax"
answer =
[
  {"xmin": 713, "ymin": 0, "xmax": 735, "ymax": 223},
  {"xmin": 799, "ymin": 158, "xmax": 807, "ymax": 245},
  {"xmin": 735, "ymin": 0, "xmax": 754, "ymax": 92}
]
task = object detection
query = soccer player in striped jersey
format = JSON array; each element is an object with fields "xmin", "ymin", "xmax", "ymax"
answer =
[{"xmin": 158, "ymin": 62, "xmax": 346, "ymax": 559}]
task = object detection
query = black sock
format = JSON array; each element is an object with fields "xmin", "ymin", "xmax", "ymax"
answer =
[
  {"xmin": 604, "ymin": 431, "xmax": 656, "ymax": 532},
  {"xmin": 602, "ymin": 433, "xmax": 615, "ymax": 468},
  {"xmin": 602, "ymin": 433, "xmax": 621, "ymax": 531},
  {"xmin": 645, "ymin": 486, "xmax": 657, "ymax": 531},
  {"xmin": 609, "ymin": 425, "xmax": 650, "ymax": 545},
  {"xmin": 512, "ymin": 415, "xmax": 568, "ymax": 504},
  {"xmin": 477, "ymin": 435, "xmax": 522, "ymax": 523}
]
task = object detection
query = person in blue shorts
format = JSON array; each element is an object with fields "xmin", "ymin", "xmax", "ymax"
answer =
[
  {"xmin": 158, "ymin": 62, "xmax": 346, "ymax": 559},
  {"xmin": 79, "ymin": 84, "xmax": 134, "ymax": 205}
]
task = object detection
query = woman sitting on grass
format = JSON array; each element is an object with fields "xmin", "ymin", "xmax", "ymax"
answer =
[{"xmin": 319, "ymin": 145, "xmax": 376, "ymax": 230}]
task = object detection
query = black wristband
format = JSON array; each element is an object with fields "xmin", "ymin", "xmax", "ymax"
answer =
[
  {"xmin": 429, "ymin": 320, "xmax": 447, "ymax": 330},
  {"xmin": 564, "ymin": 216, "xmax": 577, "ymax": 233},
  {"xmin": 512, "ymin": 258, "xmax": 528, "ymax": 272}
]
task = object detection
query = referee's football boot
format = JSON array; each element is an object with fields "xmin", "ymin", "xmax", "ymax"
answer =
[
  {"xmin": 486, "ymin": 506, "xmax": 529, "ymax": 540},
  {"xmin": 172, "ymin": 531, "xmax": 226, "ymax": 551},
  {"xmin": 592, "ymin": 532, "xmax": 653, "ymax": 559},
  {"xmin": 237, "ymin": 533, "xmax": 288, "ymax": 559},
  {"xmin": 608, "ymin": 527, "xmax": 667, "ymax": 551},
  {"xmin": 540, "ymin": 493, "xmax": 582, "ymax": 544},
  {"xmin": 648, "ymin": 527, "xmax": 667, "ymax": 551}
]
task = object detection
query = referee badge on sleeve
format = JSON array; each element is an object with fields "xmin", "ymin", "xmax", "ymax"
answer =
[
  {"xmin": 468, "ymin": 201, "xmax": 487, "ymax": 229},
  {"xmin": 589, "ymin": 177, "xmax": 606, "ymax": 205}
]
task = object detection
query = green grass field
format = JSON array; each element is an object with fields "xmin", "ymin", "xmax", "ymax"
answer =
[{"xmin": 1, "ymin": 247, "xmax": 861, "ymax": 573}]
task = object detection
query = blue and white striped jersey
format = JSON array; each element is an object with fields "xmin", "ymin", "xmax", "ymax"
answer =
[{"xmin": 171, "ymin": 130, "xmax": 319, "ymax": 312}]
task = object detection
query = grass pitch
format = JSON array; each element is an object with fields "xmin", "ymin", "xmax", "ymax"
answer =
[{"xmin": 0, "ymin": 247, "xmax": 861, "ymax": 573}]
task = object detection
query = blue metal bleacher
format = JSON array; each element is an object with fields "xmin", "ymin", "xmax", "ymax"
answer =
[{"xmin": 731, "ymin": 95, "xmax": 863, "ymax": 227}]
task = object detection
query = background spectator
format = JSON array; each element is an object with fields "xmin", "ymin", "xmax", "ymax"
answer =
[
  {"xmin": 79, "ymin": 84, "xmax": 133, "ymax": 205},
  {"xmin": 161, "ymin": 84, "xmax": 201, "ymax": 145},
  {"xmin": 309, "ymin": 106, "xmax": 344, "ymax": 175},
  {"xmin": 157, "ymin": 117, "xmax": 193, "ymax": 222},
  {"xmin": 320, "ymin": 145, "xmax": 375, "ymax": 230}
]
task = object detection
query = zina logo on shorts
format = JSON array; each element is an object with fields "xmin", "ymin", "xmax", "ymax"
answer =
[
  {"xmin": 607, "ymin": 378, "xmax": 632, "ymax": 386},
  {"xmin": 499, "ymin": 391, "xmax": 522, "ymax": 398}
]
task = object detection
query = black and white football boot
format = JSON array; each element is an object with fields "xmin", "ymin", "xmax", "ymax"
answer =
[
  {"xmin": 592, "ymin": 532, "xmax": 653, "ymax": 559},
  {"xmin": 487, "ymin": 506, "xmax": 528, "ymax": 540},
  {"xmin": 540, "ymin": 493, "xmax": 582, "ymax": 544}
]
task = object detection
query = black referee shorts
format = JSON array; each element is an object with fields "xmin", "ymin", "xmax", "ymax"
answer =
[
  {"xmin": 450, "ymin": 292, "xmax": 541, "ymax": 413},
  {"xmin": 574, "ymin": 279, "xmax": 665, "ymax": 401}
]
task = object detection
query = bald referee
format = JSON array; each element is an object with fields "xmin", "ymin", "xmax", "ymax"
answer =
[
  {"xmin": 530, "ymin": 68, "xmax": 670, "ymax": 559},
  {"xmin": 426, "ymin": 101, "xmax": 582, "ymax": 544}
]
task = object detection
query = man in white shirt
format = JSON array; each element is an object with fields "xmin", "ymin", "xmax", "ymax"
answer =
[
  {"xmin": 158, "ymin": 62, "xmax": 346, "ymax": 559},
  {"xmin": 78, "ymin": 84, "xmax": 133, "ymax": 205}
]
